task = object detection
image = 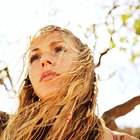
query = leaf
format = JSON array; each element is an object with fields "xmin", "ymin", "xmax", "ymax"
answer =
[
  {"xmin": 129, "ymin": 5, "xmax": 133, "ymax": 10},
  {"xmin": 130, "ymin": 54, "xmax": 135, "ymax": 63},
  {"xmin": 105, "ymin": 21, "xmax": 108, "ymax": 26},
  {"xmin": 136, "ymin": 5, "xmax": 140, "ymax": 10},
  {"xmin": 133, "ymin": 37, "xmax": 138, "ymax": 44},
  {"xmin": 92, "ymin": 24, "xmax": 96, "ymax": 29},
  {"xmin": 130, "ymin": 52, "xmax": 140, "ymax": 63},
  {"xmin": 119, "ymin": 47, "xmax": 126, "ymax": 51},
  {"xmin": 108, "ymin": 29, "xmax": 114, "ymax": 35},
  {"xmin": 135, "ymin": 52, "xmax": 140, "ymax": 57},
  {"xmin": 121, "ymin": 14, "xmax": 132, "ymax": 25},
  {"xmin": 120, "ymin": 37, "xmax": 127, "ymax": 42},
  {"xmin": 110, "ymin": 39, "xmax": 115, "ymax": 48},
  {"xmin": 133, "ymin": 19, "xmax": 140, "ymax": 35}
]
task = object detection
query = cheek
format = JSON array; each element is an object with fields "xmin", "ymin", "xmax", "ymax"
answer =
[
  {"xmin": 59, "ymin": 56, "xmax": 76, "ymax": 72},
  {"xmin": 29, "ymin": 64, "xmax": 40, "ymax": 84}
]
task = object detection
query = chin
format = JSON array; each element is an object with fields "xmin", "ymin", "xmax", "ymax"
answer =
[{"xmin": 36, "ymin": 87, "xmax": 58, "ymax": 100}]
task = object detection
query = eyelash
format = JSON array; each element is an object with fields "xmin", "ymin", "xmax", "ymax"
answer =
[
  {"xmin": 29, "ymin": 46, "xmax": 66, "ymax": 64},
  {"xmin": 30, "ymin": 54, "xmax": 40, "ymax": 64},
  {"xmin": 54, "ymin": 46, "xmax": 67, "ymax": 53}
]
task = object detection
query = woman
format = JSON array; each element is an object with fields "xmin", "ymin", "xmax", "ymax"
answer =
[{"xmin": 1, "ymin": 25, "xmax": 138, "ymax": 140}]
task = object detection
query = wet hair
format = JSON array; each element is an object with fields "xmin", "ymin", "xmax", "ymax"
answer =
[
  {"xmin": 0, "ymin": 111, "xmax": 9, "ymax": 135},
  {"xmin": 2, "ymin": 25, "xmax": 104, "ymax": 140}
]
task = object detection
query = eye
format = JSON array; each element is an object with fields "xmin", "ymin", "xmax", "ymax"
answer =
[
  {"xmin": 54, "ymin": 46, "xmax": 67, "ymax": 53},
  {"xmin": 30, "ymin": 54, "xmax": 40, "ymax": 64}
]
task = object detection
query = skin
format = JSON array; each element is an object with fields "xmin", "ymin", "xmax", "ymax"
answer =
[
  {"xmin": 28, "ymin": 32, "xmax": 78, "ymax": 100},
  {"xmin": 28, "ymin": 30, "xmax": 138, "ymax": 140},
  {"xmin": 103, "ymin": 128, "xmax": 139, "ymax": 140}
]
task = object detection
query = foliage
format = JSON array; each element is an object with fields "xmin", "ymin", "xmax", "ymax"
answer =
[{"xmin": 84, "ymin": 0, "xmax": 140, "ymax": 78}]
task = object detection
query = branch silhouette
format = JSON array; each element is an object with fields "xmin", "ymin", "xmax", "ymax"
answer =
[{"xmin": 102, "ymin": 96, "xmax": 140, "ymax": 131}]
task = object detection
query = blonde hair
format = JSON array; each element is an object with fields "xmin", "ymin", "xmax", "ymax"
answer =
[{"xmin": 2, "ymin": 25, "xmax": 104, "ymax": 140}]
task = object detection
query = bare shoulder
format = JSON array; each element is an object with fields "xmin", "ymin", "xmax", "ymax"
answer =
[
  {"xmin": 112, "ymin": 131, "xmax": 139, "ymax": 140},
  {"xmin": 102, "ymin": 127, "xmax": 114, "ymax": 140},
  {"xmin": 103, "ymin": 127, "xmax": 139, "ymax": 140}
]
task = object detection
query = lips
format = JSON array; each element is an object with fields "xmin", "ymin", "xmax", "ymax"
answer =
[{"xmin": 40, "ymin": 70, "xmax": 60, "ymax": 82}]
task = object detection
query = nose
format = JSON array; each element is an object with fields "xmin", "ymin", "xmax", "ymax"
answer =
[{"xmin": 40, "ymin": 53, "xmax": 55, "ymax": 67}]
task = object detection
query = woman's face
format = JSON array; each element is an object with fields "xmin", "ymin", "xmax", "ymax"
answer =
[{"xmin": 28, "ymin": 32, "xmax": 78, "ymax": 100}]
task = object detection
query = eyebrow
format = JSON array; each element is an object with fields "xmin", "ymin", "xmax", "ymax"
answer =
[
  {"xmin": 31, "ymin": 41, "xmax": 64, "ymax": 52},
  {"xmin": 49, "ymin": 41, "xmax": 64, "ymax": 46},
  {"xmin": 31, "ymin": 48, "xmax": 39, "ymax": 52}
]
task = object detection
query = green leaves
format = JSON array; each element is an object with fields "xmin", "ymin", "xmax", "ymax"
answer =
[
  {"xmin": 130, "ymin": 54, "xmax": 135, "ymax": 63},
  {"xmin": 110, "ymin": 39, "xmax": 116, "ymax": 48},
  {"xmin": 133, "ymin": 37, "xmax": 138, "ymax": 45},
  {"xmin": 121, "ymin": 14, "xmax": 132, "ymax": 25},
  {"xmin": 130, "ymin": 52, "xmax": 140, "ymax": 63},
  {"xmin": 134, "ymin": 19, "xmax": 140, "ymax": 35},
  {"xmin": 136, "ymin": 5, "xmax": 140, "ymax": 10},
  {"xmin": 120, "ymin": 37, "xmax": 128, "ymax": 42},
  {"xmin": 108, "ymin": 29, "xmax": 114, "ymax": 35}
]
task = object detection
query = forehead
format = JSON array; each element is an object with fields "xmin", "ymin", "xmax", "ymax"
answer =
[{"xmin": 30, "ymin": 31, "xmax": 77, "ymax": 50}]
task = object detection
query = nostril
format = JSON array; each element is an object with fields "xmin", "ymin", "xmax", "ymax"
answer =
[
  {"xmin": 47, "ymin": 61, "xmax": 52, "ymax": 65},
  {"xmin": 41, "ymin": 61, "xmax": 52, "ymax": 67}
]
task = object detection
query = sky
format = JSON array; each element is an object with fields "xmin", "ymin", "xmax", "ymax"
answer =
[{"xmin": 0, "ymin": 0, "xmax": 140, "ymax": 128}]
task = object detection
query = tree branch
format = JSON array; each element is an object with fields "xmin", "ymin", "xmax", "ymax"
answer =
[
  {"xmin": 95, "ymin": 48, "xmax": 110, "ymax": 67},
  {"xmin": 102, "ymin": 96, "xmax": 140, "ymax": 130}
]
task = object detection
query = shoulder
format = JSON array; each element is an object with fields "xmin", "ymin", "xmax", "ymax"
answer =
[
  {"xmin": 102, "ymin": 127, "xmax": 114, "ymax": 140},
  {"xmin": 103, "ymin": 127, "xmax": 139, "ymax": 140},
  {"xmin": 112, "ymin": 131, "xmax": 139, "ymax": 140}
]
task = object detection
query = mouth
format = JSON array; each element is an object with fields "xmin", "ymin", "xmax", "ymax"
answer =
[{"xmin": 40, "ymin": 70, "xmax": 60, "ymax": 82}]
